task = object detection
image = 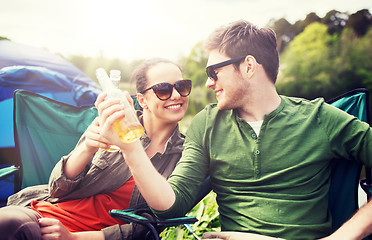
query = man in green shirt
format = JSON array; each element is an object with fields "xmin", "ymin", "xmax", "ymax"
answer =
[{"xmin": 97, "ymin": 20, "xmax": 372, "ymax": 239}]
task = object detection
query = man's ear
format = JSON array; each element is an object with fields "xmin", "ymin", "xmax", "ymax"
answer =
[
  {"xmin": 137, "ymin": 93, "xmax": 148, "ymax": 109},
  {"xmin": 244, "ymin": 55, "xmax": 258, "ymax": 77}
]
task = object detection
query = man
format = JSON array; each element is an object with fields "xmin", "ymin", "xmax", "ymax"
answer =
[{"xmin": 98, "ymin": 20, "xmax": 372, "ymax": 240}]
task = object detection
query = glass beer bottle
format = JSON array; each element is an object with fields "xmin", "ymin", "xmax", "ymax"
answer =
[{"xmin": 96, "ymin": 68, "xmax": 144, "ymax": 147}]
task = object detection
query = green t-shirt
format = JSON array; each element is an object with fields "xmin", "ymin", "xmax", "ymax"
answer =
[{"xmin": 153, "ymin": 96, "xmax": 372, "ymax": 239}]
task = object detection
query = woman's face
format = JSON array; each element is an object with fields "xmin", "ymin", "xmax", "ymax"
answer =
[{"xmin": 140, "ymin": 62, "xmax": 189, "ymax": 125}]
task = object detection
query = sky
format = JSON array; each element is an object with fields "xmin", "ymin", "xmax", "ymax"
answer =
[{"xmin": 1, "ymin": 0, "xmax": 371, "ymax": 62}]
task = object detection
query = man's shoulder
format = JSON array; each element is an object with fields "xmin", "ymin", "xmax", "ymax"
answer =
[
  {"xmin": 193, "ymin": 103, "xmax": 234, "ymax": 121},
  {"xmin": 281, "ymin": 95, "xmax": 327, "ymax": 112},
  {"xmin": 188, "ymin": 103, "xmax": 231, "ymax": 133},
  {"xmin": 193, "ymin": 103, "xmax": 218, "ymax": 118},
  {"xmin": 278, "ymin": 95, "xmax": 329, "ymax": 120},
  {"xmin": 282, "ymin": 95, "xmax": 325, "ymax": 105}
]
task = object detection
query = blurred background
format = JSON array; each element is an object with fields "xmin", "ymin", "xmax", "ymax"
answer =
[
  {"xmin": 1, "ymin": 1, "xmax": 372, "ymax": 238},
  {"xmin": 1, "ymin": 0, "xmax": 372, "ymax": 122}
]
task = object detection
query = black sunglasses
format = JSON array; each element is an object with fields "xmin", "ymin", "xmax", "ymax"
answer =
[
  {"xmin": 141, "ymin": 79, "xmax": 192, "ymax": 101},
  {"xmin": 206, "ymin": 56, "xmax": 248, "ymax": 81}
]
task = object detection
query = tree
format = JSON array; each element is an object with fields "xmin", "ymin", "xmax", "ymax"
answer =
[
  {"xmin": 292, "ymin": 12, "xmax": 321, "ymax": 36},
  {"xmin": 179, "ymin": 42, "xmax": 213, "ymax": 116},
  {"xmin": 268, "ymin": 18, "xmax": 294, "ymax": 53},
  {"xmin": 346, "ymin": 9, "xmax": 372, "ymax": 37},
  {"xmin": 278, "ymin": 22, "xmax": 333, "ymax": 99},
  {"xmin": 335, "ymin": 27, "xmax": 372, "ymax": 91},
  {"xmin": 322, "ymin": 10, "xmax": 348, "ymax": 35}
]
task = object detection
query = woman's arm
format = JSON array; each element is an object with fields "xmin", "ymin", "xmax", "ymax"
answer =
[
  {"xmin": 121, "ymin": 141, "xmax": 176, "ymax": 210},
  {"xmin": 96, "ymin": 92, "xmax": 176, "ymax": 211},
  {"xmin": 63, "ymin": 117, "xmax": 110, "ymax": 179}
]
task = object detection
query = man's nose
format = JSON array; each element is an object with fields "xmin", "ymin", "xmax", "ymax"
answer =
[{"xmin": 205, "ymin": 77, "xmax": 215, "ymax": 89}]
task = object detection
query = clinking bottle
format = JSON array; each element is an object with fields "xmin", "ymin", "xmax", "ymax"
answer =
[{"xmin": 96, "ymin": 68, "xmax": 144, "ymax": 144}]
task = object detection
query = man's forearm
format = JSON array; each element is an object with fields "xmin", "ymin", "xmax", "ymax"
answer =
[{"xmin": 323, "ymin": 199, "xmax": 372, "ymax": 240}]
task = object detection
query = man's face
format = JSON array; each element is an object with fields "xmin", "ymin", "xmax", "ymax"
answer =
[{"xmin": 205, "ymin": 50, "xmax": 246, "ymax": 110}]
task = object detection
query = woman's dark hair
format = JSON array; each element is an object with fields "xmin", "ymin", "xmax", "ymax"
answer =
[{"xmin": 132, "ymin": 58, "xmax": 181, "ymax": 93}]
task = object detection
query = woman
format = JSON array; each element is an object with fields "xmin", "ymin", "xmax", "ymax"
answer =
[{"xmin": 0, "ymin": 58, "xmax": 192, "ymax": 240}]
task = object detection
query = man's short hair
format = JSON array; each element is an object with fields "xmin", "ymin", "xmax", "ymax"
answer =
[{"xmin": 204, "ymin": 20, "xmax": 279, "ymax": 83}]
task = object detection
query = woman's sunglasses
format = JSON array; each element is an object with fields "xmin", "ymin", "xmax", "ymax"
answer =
[{"xmin": 141, "ymin": 79, "xmax": 192, "ymax": 101}]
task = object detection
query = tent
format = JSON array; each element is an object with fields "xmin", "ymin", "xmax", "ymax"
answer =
[{"xmin": 0, "ymin": 40, "xmax": 101, "ymax": 149}]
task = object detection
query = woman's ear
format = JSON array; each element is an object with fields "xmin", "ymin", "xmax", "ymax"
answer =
[{"xmin": 137, "ymin": 93, "xmax": 148, "ymax": 109}]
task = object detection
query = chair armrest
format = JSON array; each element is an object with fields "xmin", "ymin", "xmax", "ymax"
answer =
[
  {"xmin": 110, "ymin": 205, "xmax": 198, "ymax": 240},
  {"xmin": 360, "ymin": 178, "xmax": 372, "ymax": 200},
  {"xmin": 0, "ymin": 165, "xmax": 20, "ymax": 181},
  {"xmin": 109, "ymin": 208, "xmax": 198, "ymax": 226}
]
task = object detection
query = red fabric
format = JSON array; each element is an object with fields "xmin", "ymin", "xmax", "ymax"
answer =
[{"xmin": 31, "ymin": 177, "xmax": 135, "ymax": 232}]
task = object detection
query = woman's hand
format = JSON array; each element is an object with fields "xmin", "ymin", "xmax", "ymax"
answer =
[
  {"xmin": 83, "ymin": 117, "xmax": 111, "ymax": 154},
  {"xmin": 94, "ymin": 92, "xmax": 128, "ymax": 147},
  {"xmin": 39, "ymin": 218, "xmax": 105, "ymax": 240}
]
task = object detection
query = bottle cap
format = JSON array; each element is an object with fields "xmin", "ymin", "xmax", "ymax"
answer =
[{"xmin": 110, "ymin": 70, "xmax": 121, "ymax": 88}]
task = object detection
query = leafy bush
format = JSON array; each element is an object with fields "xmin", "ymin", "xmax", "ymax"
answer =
[{"xmin": 160, "ymin": 191, "xmax": 220, "ymax": 239}]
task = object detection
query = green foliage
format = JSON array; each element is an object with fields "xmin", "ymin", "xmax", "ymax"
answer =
[
  {"xmin": 180, "ymin": 42, "xmax": 208, "ymax": 87},
  {"xmin": 179, "ymin": 42, "xmax": 216, "ymax": 117},
  {"xmin": 346, "ymin": 9, "xmax": 372, "ymax": 37},
  {"xmin": 68, "ymin": 54, "xmax": 144, "ymax": 93},
  {"xmin": 267, "ymin": 17, "xmax": 294, "ymax": 52},
  {"xmin": 322, "ymin": 10, "xmax": 348, "ymax": 35},
  {"xmin": 278, "ymin": 21, "xmax": 372, "ymax": 117},
  {"xmin": 278, "ymin": 22, "xmax": 333, "ymax": 99},
  {"xmin": 160, "ymin": 191, "xmax": 220, "ymax": 240},
  {"xmin": 0, "ymin": 36, "xmax": 10, "ymax": 41}
]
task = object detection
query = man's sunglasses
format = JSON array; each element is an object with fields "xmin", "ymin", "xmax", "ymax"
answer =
[
  {"xmin": 141, "ymin": 79, "xmax": 192, "ymax": 101},
  {"xmin": 206, "ymin": 55, "xmax": 249, "ymax": 81}
]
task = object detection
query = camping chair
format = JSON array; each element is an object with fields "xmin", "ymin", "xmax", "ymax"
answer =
[
  {"xmin": 12, "ymin": 89, "xmax": 98, "ymax": 189},
  {"xmin": 0, "ymin": 96, "xmax": 21, "ymax": 206},
  {"xmin": 0, "ymin": 165, "xmax": 20, "ymax": 206},
  {"xmin": 327, "ymin": 88, "xmax": 371, "ymax": 234},
  {"xmin": 10, "ymin": 89, "xmax": 197, "ymax": 238},
  {"xmin": 110, "ymin": 88, "xmax": 372, "ymax": 239},
  {"xmin": 1, "ymin": 88, "xmax": 96, "ymax": 206}
]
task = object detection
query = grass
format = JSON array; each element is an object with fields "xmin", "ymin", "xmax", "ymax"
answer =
[{"xmin": 160, "ymin": 191, "xmax": 220, "ymax": 239}]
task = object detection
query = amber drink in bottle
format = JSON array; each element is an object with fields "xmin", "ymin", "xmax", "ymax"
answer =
[{"xmin": 96, "ymin": 68, "xmax": 143, "ymax": 150}]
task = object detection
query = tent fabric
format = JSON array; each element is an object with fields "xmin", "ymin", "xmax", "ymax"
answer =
[
  {"xmin": 0, "ymin": 40, "xmax": 95, "ymax": 88},
  {"xmin": 0, "ymin": 40, "xmax": 101, "ymax": 106},
  {"xmin": 0, "ymin": 40, "xmax": 101, "ymax": 148},
  {"xmin": 0, "ymin": 65, "xmax": 100, "ymax": 106},
  {"xmin": 0, "ymin": 66, "xmax": 100, "ymax": 148}
]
